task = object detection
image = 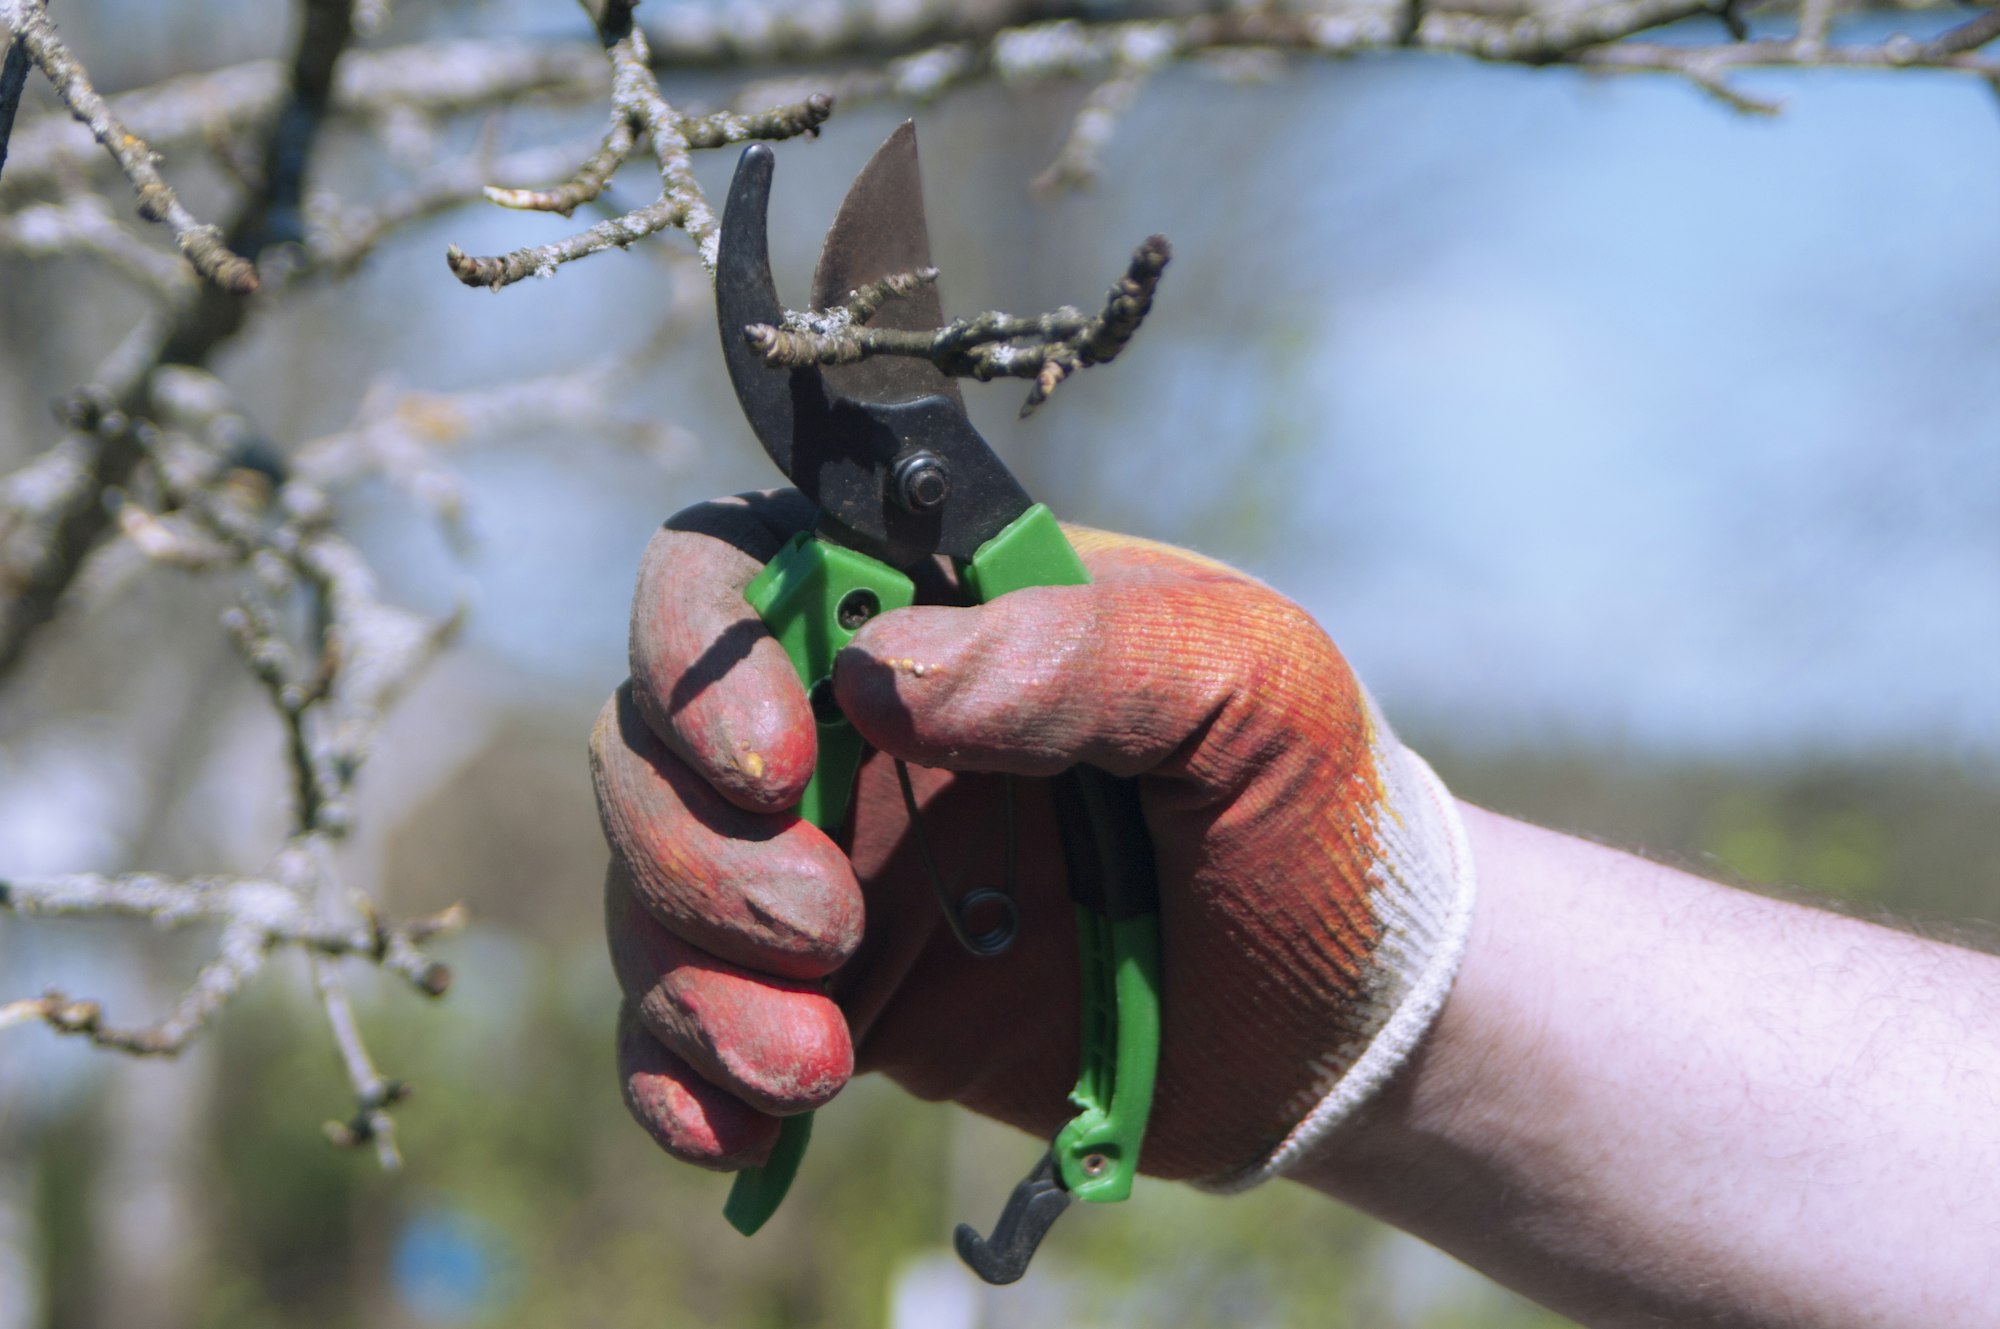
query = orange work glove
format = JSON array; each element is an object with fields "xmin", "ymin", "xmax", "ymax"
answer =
[{"xmin": 592, "ymin": 491, "xmax": 1475, "ymax": 1188}]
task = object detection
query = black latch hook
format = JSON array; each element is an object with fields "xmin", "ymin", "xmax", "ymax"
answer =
[{"xmin": 952, "ymin": 1148, "xmax": 1073, "ymax": 1285}]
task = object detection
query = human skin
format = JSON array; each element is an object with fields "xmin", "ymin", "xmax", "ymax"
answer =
[
  {"xmin": 596, "ymin": 493, "xmax": 2000, "ymax": 1326},
  {"xmin": 1298, "ymin": 806, "xmax": 2000, "ymax": 1326}
]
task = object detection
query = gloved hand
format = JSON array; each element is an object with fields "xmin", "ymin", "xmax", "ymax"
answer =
[{"xmin": 592, "ymin": 491, "xmax": 1475, "ymax": 1188}]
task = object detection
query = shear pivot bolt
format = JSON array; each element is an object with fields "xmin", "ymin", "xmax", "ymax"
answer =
[
  {"xmin": 1081, "ymin": 1153, "xmax": 1109, "ymax": 1178},
  {"xmin": 892, "ymin": 451, "xmax": 949, "ymax": 513}
]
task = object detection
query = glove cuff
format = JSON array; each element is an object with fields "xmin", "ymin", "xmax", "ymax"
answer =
[{"xmin": 1196, "ymin": 720, "xmax": 1477, "ymax": 1193}]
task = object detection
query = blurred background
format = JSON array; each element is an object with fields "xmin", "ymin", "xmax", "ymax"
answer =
[{"xmin": 1, "ymin": 0, "xmax": 1996, "ymax": 1326}]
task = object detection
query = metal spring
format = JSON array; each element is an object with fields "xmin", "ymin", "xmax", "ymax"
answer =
[{"xmin": 893, "ymin": 758, "xmax": 1019, "ymax": 957}]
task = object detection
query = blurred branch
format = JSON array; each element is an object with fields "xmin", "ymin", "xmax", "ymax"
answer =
[
  {"xmin": 4, "ymin": 0, "xmax": 1995, "ymax": 208},
  {"xmin": 0, "ymin": 0, "xmax": 361, "ymax": 682},
  {"xmin": 749, "ymin": 234, "xmax": 1172, "ymax": 416},
  {"xmin": 1031, "ymin": 61, "xmax": 1154, "ymax": 196},
  {"xmin": 0, "ymin": 193, "xmax": 194, "ymax": 296},
  {"xmin": 0, "ymin": 38, "xmax": 605, "ymax": 197},
  {"xmin": 293, "ymin": 341, "xmax": 703, "ymax": 525},
  {"xmin": 314, "ymin": 953, "xmax": 409, "ymax": 1169},
  {"xmin": 307, "ymin": 132, "xmax": 595, "ymax": 275},
  {"xmin": 0, "ymin": 362, "xmax": 465, "ymax": 1161},
  {"xmin": 0, "ymin": 0, "xmax": 258, "ymax": 290}
]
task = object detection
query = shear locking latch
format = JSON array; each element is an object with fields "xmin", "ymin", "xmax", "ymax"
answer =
[{"xmin": 953, "ymin": 1147, "xmax": 1074, "ymax": 1285}]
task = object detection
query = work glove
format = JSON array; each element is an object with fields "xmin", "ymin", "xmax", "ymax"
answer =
[{"xmin": 592, "ymin": 490, "xmax": 1475, "ymax": 1188}]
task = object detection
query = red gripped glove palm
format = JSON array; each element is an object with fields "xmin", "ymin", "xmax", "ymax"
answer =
[{"xmin": 592, "ymin": 491, "xmax": 1474, "ymax": 1188}]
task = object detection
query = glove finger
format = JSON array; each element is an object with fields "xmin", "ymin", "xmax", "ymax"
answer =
[
  {"xmin": 629, "ymin": 491, "xmax": 819, "ymax": 812},
  {"xmin": 835, "ymin": 530, "xmax": 1354, "ymax": 786},
  {"xmin": 594, "ymin": 686, "xmax": 862, "ymax": 979},
  {"xmin": 617, "ymin": 1002, "xmax": 781, "ymax": 1170},
  {"xmin": 607, "ymin": 861, "xmax": 853, "ymax": 1117}
]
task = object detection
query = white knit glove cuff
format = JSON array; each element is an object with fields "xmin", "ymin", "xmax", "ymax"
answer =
[{"xmin": 1197, "ymin": 706, "xmax": 1477, "ymax": 1193}]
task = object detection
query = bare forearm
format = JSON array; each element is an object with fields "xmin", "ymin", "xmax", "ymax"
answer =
[{"xmin": 1295, "ymin": 803, "xmax": 2000, "ymax": 1327}]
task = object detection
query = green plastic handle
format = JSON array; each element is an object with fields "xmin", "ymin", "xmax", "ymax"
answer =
[
  {"xmin": 726, "ymin": 504, "xmax": 1163, "ymax": 1232},
  {"xmin": 727, "ymin": 533, "xmax": 915, "ymax": 1235}
]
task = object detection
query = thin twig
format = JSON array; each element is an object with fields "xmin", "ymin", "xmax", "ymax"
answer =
[
  {"xmin": 1685, "ymin": 66, "xmax": 1784, "ymax": 114},
  {"xmin": 748, "ymin": 235, "xmax": 1172, "ymax": 416},
  {"xmin": 482, "ymin": 106, "xmax": 638, "ymax": 217},
  {"xmin": 310, "ymin": 135, "xmax": 596, "ymax": 275},
  {"xmin": 445, "ymin": 196, "xmax": 682, "ymax": 287},
  {"xmin": 1, "ymin": 0, "xmax": 257, "ymax": 290},
  {"xmin": 313, "ymin": 954, "xmax": 405, "ymax": 1170},
  {"xmin": 677, "ymin": 90, "xmax": 834, "ymax": 149}
]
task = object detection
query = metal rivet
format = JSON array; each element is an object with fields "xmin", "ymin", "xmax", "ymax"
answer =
[
  {"xmin": 1081, "ymin": 1153, "xmax": 1109, "ymax": 1177},
  {"xmin": 892, "ymin": 451, "xmax": 949, "ymax": 513}
]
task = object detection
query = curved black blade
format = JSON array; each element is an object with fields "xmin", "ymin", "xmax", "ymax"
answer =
[
  {"xmin": 952, "ymin": 1150, "xmax": 1073, "ymax": 1286},
  {"xmin": 717, "ymin": 142, "xmax": 821, "ymax": 488},
  {"xmin": 812, "ymin": 120, "xmax": 963, "ymax": 413}
]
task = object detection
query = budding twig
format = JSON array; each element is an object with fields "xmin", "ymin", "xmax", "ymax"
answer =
[
  {"xmin": 749, "ymin": 234, "xmax": 1172, "ymax": 416},
  {"xmin": 482, "ymin": 108, "xmax": 638, "ymax": 217}
]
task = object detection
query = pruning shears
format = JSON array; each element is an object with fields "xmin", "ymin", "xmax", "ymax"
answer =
[{"xmin": 713, "ymin": 123, "xmax": 1163, "ymax": 1285}]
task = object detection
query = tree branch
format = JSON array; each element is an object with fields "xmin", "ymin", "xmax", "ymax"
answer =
[
  {"xmin": 748, "ymin": 234, "xmax": 1172, "ymax": 416},
  {"xmin": 1, "ymin": 363, "xmax": 471, "ymax": 1161},
  {"xmin": 0, "ymin": 0, "xmax": 362, "ymax": 682},
  {"xmin": 0, "ymin": 0, "xmax": 257, "ymax": 290},
  {"xmin": 444, "ymin": 0, "xmax": 834, "ymax": 292},
  {"xmin": 0, "ymin": 879, "xmax": 461, "ymax": 1082},
  {"xmin": 482, "ymin": 106, "xmax": 638, "ymax": 217}
]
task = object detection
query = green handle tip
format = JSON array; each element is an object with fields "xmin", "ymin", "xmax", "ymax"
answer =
[{"xmin": 723, "ymin": 1112, "xmax": 814, "ymax": 1235}]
